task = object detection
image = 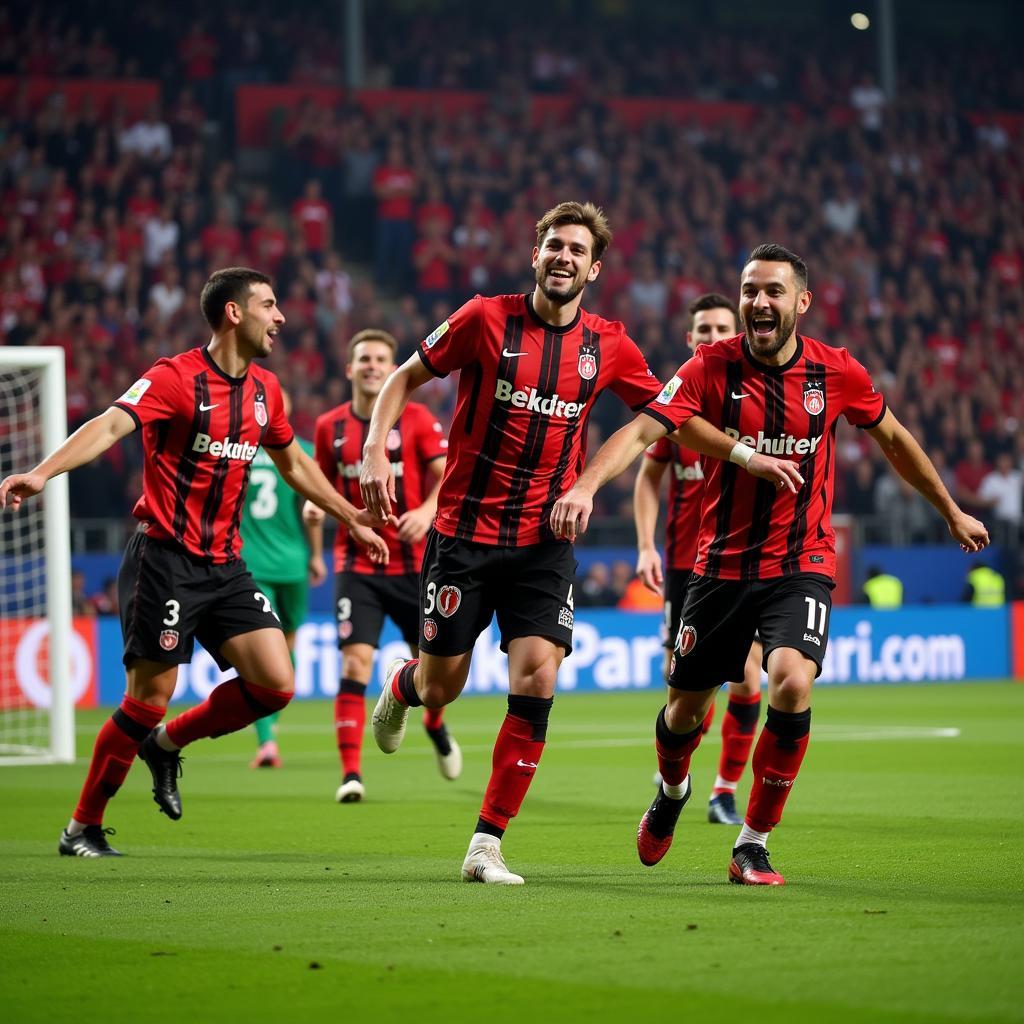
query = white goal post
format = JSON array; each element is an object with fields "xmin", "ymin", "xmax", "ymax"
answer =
[{"xmin": 0, "ymin": 346, "xmax": 74, "ymax": 764}]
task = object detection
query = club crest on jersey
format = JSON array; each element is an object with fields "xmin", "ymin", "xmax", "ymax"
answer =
[
  {"xmin": 159, "ymin": 629, "xmax": 179, "ymax": 651},
  {"xmin": 675, "ymin": 623, "xmax": 697, "ymax": 657},
  {"xmin": 802, "ymin": 381, "xmax": 825, "ymax": 416},
  {"xmin": 436, "ymin": 585, "xmax": 461, "ymax": 618},
  {"xmin": 386, "ymin": 428, "xmax": 401, "ymax": 451},
  {"xmin": 338, "ymin": 621, "xmax": 353, "ymax": 640},
  {"xmin": 254, "ymin": 395, "xmax": 268, "ymax": 427},
  {"xmin": 577, "ymin": 344, "xmax": 598, "ymax": 381},
  {"xmin": 423, "ymin": 618, "xmax": 438, "ymax": 641}
]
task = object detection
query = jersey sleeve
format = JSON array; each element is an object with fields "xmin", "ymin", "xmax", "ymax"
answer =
[
  {"xmin": 411, "ymin": 404, "xmax": 449, "ymax": 464},
  {"xmin": 313, "ymin": 414, "xmax": 337, "ymax": 485},
  {"xmin": 644, "ymin": 436, "xmax": 673, "ymax": 463},
  {"xmin": 417, "ymin": 295, "xmax": 484, "ymax": 377},
  {"xmin": 261, "ymin": 375, "xmax": 294, "ymax": 448},
  {"xmin": 640, "ymin": 348, "xmax": 707, "ymax": 433},
  {"xmin": 111, "ymin": 358, "xmax": 183, "ymax": 429},
  {"xmin": 608, "ymin": 333, "xmax": 663, "ymax": 410},
  {"xmin": 841, "ymin": 352, "xmax": 886, "ymax": 429}
]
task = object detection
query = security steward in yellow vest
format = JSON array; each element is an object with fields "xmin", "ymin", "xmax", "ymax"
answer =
[
  {"xmin": 862, "ymin": 566, "xmax": 904, "ymax": 609},
  {"xmin": 963, "ymin": 564, "xmax": 1005, "ymax": 607}
]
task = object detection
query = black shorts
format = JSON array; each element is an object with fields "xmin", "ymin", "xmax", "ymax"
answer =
[
  {"xmin": 662, "ymin": 568, "xmax": 693, "ymax": 649},
  {"xmin": 334, "ymin": 571, "xmax": 420, "ymax": 649},
  {"xmin": 118, "ymin": 532, "xmax": 283, "ymax": 671},
  {"xmin": 418, "ymin": 529, "xmax": 577, "ymax": 656},
  {"xmin": 669, "ymin": 572, "xmax": 834, "ymax": 691}
]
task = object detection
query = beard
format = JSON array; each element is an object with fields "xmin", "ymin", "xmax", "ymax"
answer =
[
  {"xmin": 238, "ymin": 316, "xmax": 271, "ymax": 357},
  {"xmin": 744, "ymin": 304, "xmax": 798, "ymax": 360},
  {"xmin": 535, "ymin": 263, "xmax": 586, "ymax": 307}
]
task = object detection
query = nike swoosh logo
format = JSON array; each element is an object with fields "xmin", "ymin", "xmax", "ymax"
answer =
[
  {"xmin": 199, "ymin": 402, "xmax": 219, "ymax": 411},
  {"xmin": 731, "ymin": 392, "xmax": 750, "ymax": 400},
  {"xmin": 502, "ymin": 350, "xmax": 527, "ymax": 358},
  {"xmin": 516, "ymin": 759, "xmax": 538, "ymax": 769}
]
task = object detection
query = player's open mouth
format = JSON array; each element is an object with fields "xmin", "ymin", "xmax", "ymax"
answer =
[
  {"xmin": 548, "ymin": 268, "xmax": 573, "ymax": 280},
  {"xmin": 752, "ymin": 316, "xmax": 776, "ymax": 337}
]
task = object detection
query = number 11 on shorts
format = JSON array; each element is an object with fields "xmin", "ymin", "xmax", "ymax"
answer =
[{"xmin": 804, "ymin": 595, "xmax": 827, "ymax": 635}]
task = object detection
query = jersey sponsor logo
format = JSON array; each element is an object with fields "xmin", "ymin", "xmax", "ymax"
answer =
[
  {"xmin": 724, "ymin": 427, "xmax": 823, "ymax": 456},
  {"xmin": 655, "ymin": 375, "xmax": 681, "ymax": 406},
  {"xmin": 386, "ymin": 429, "xmax": 401, "ymax": 451},
  {"xmin": 118, "ymin": 377, "xmax": 153, "ymax": 405},
  {"xmin": 673, "ymin": 459, "xmax": 704, "ymax": 482},
  {"xmin": 192, "ymin": 433, "xmax": 260, "ymax": 461},
  {"xmin": 675, "ymin": 623, "xmax": 697, "ymax": 657},
  {"xmin": 424, "ymin": 320, "xmax": 449, "ymax": 350},
  {"xmin": 802, "ymin": 380, "xmax": 825, "ymax": 415},
  {"xmin": 731, "ymin": 391, "xmax": 751, "ymax": 400},
  {"xmin": 436, "ymin": 585, "xmax": 461, "ymax": 618},
  {"xmin": 494, "ymin": 379, "xmax": 584, "ymax": 419},
  {"xmin": 199, "ymin": 401, "xmax": 219, "ymax": 412},
  {"xmin": 159, "ymin": 629, "xmax": 179, "ymax": 651},
  {"xmin": 502, "ymin": 349, "xmax": 528, "ymax": 359},
  {"xmin": 422, "ymin": 618, "xmax": 438, "ymax": 641},
  {"xmin": 338, "ymin": 458, "xmax": 404, "ymax": 479},
  {"xmin": 577, "ymin": 344, "xmax": 597, "ymax": 381}
]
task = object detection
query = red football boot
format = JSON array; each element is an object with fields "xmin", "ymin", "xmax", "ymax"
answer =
[
  {"xmin": 636, "ymin": 775, "xmax": 690, "ymax": 866},
  {"xmin": 728, "ymin": 843, "xmax": 786, "ymax": 885}
]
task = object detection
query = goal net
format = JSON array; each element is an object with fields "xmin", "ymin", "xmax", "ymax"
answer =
[{"xmin": 0, "ymin": 347, "xmax": 74, "ymax": 763}]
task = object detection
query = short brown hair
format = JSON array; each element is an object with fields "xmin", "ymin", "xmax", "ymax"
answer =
[
  {"xmin": 347, "ymin": 328, "xmax": 398, "ymax": 363},
  {"xmin": 200, "ymin": 267, "xmax": 272, "ymax": 330},
  {"xmin": 535, "ymin": 201, "xmax": 612, "ymax": 262},
  {"xmin": 688, "ymin": 292, "xmax": 738, "ymax": 324}
]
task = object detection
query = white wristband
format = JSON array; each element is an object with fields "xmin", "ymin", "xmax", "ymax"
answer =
[{"xmin": 729, "ymin": 442, "xmax": 756, "ymax": 468}]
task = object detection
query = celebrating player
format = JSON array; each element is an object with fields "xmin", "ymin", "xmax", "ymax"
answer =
[
  {"xmin": 359, "ymin": 202, "xmax": 800, "ymax": 885},
  {"xmin": 552, "ymin": 243, "xmax": 989, "ymax": 885},
  {"xmin": 239, "ymin": 389, "xmax": 325, "ymax": 769},
  {"xmin": 0, "ymin": 267, "xmax": 391, "ymax": 857},
  {"xmin": 634, "ymin": 293, "xmax": 761, "ymax": 826},
  {"xmin": 305, "ymin": 328, "xmax": 460, "ymax": 804}
]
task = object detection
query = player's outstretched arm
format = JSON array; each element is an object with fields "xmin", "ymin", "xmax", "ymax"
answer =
[
  {"xmin": 0, "ymin": 407, "xmax": 136, "ymax": 511},
  {"xmin": 269, "ymin": 440, "xmax": 395, "ymax": 564},
  {"xmin": 867, "ymin": 409, "xmax": 990, "ymax": 552},
  {"xmin": 633, "ymin": 456, "xmax": 668, "ymax": 594},
  {"xmin": 669, "ymin": 416, "xmax": 804, "ymax": 493},
  {"xmin": 360, "ymin": 355, "xmax": 434, "ymax": 520},
  {"xmin": 551, "ymin": 414, "xmax": 665, "ymax": 541}
]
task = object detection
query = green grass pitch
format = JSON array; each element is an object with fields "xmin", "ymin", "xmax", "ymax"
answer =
[{"xmin": 2, "ymin": 682, "xmax": 1022, "ymax": 1023}]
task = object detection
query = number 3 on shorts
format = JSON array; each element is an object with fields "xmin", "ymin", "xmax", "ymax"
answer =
[
  {"xmin": 162, "ymin": 599, "xmax": 180, "ymax": 626},
  {"xmin": 804, "ymin": 595, "xmax": 827, "ymax": 635}
]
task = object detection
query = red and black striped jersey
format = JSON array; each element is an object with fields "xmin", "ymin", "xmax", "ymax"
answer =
[
  {"xmin": 112, "ymin": 346, "xmax": 293, "ymax": 563},
  {"xmin": 644, "ymin": 437, "xmax": 703, "ymax": 572},
  {"xmin": 644, "ymin": 334, "xmax": 885, "ymax": 581},
  {"xmin": 314, "ymin": 400, "xmax": 447, "ymax": 575},
  {"xmin": 419, "ymin": 293, "xmax": 662, "ymax": 547}
]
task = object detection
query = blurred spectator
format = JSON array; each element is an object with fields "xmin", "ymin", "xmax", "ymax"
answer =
[
  {"xmin": 977, "ymin": 451, "xmax": 1022, "ymax": 546},
  {"xmin": 71, "ymin": 570, "xmax": 96, "ymax": 617},
  {"xmin": 577, "ymin": 563, "xmax": 619, "ymax": 607},
  {"xmin": 90, "ymin": 576, "xmax": 119, "ymax": 615}
]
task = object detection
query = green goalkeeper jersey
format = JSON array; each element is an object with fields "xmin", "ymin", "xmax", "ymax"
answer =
[{"xmin": 240, "ymin": 437, "xmax": 314, "ymax": 584}]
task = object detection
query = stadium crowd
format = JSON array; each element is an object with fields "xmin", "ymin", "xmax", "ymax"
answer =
[{"xmin": 1, "ymin": 0, "xmax": 1022, "ymax": 559}]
